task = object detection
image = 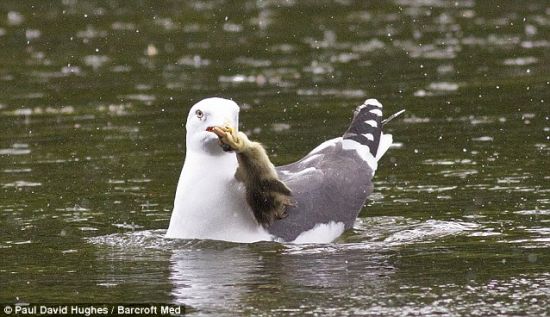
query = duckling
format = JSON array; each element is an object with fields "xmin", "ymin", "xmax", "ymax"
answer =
[{"xmin": 209, "ymin": 125, "xmax": 293, "ymax": 227}]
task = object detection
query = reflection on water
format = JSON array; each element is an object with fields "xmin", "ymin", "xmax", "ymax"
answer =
[
  {"xmin": 86, "ymin": 217, "xmax": 549, "ymax": 316},
  {"xmin": 1, "ymin": 0, "xmax": 549, "ymax": 315},
  {"xmin": 169, "ymin": 248, "xmax": 265, "ymax": 314}
]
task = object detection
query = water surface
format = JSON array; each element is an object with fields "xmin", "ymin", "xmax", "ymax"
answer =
[{"xmin": 1, "ymin": 1, "xmax": 549, "ymax": 316}]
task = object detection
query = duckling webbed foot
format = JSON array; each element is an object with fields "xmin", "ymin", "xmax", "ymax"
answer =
[{"xmin": 210, "ymin": 125, "xmax": 248, "ymax": 153}]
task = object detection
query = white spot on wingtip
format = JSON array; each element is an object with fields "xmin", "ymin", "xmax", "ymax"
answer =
[
  {"xmin": 369, "ymin": 109, "xmax": 383, "ymax": 116},
  {"xmin": 365, "ymin": 119, "xmax": 377, "ymax": 127},
  {"xmin": 363, "ymin": 133, "xmax": 374, "ymax": 141},
  {"xmin": 364, "ymin": 98, "xmax": 383, "ymax": 108}
]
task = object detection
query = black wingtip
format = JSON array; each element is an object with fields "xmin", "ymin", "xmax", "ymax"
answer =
[{"xmin": 343, "ymin": 99, "xmax": 384, "ymax": 156}]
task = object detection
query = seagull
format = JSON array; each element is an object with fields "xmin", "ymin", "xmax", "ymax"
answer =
[{"xmin": 165, "ymin": 97, "xmax": 396, "ymax": 243}]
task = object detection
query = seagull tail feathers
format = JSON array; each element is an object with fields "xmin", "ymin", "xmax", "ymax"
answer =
[{"xmin": 343, "ymin": 98, "xmax": 385, "ymax": 158}]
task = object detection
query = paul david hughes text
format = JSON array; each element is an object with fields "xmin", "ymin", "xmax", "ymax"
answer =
[{"xmin": 8, "ymin": 304, "xmax": 184, "ymax": 316}]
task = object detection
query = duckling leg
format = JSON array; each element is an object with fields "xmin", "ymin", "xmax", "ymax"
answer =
[
  {"xmin": 210, "ymin": 125, "xmax": 293, "ymax": 227},
  {"xmin": 211, "ymin": 126, "xmax": 246, "ymax": 152}
]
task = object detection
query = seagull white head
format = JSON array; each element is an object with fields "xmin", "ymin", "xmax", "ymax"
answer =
[{"xmin": 185, "ymin": 97, "xmax": 240, "ymax": 155}]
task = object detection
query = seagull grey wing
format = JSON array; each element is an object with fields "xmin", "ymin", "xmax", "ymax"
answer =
[
  {"xmin": 268, "ymin": 99, "xmax": 386, "ymax": 242},
  {"xmin": 269, "ymin": 142, "xmax": 375, "ymax": 242}
]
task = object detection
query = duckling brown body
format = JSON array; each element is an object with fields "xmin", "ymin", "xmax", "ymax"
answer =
[{"xmin": 211, "ymin": 126, "xmax": 293, "ymax": 227}]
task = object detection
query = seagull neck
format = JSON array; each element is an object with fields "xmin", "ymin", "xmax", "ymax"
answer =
[{"xmin": 183, "ymin": 150, "xmax": 237, "ymax": 173}]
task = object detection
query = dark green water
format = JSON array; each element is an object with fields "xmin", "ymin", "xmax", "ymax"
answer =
[{"xmin": 1, "ymin": 1, "xmax": 549, "ymax": 316}]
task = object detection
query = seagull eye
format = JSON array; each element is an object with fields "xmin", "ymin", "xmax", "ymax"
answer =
[{"xmin": 195, "ymin": 109, "xmax": 204, "ymax": 119}]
